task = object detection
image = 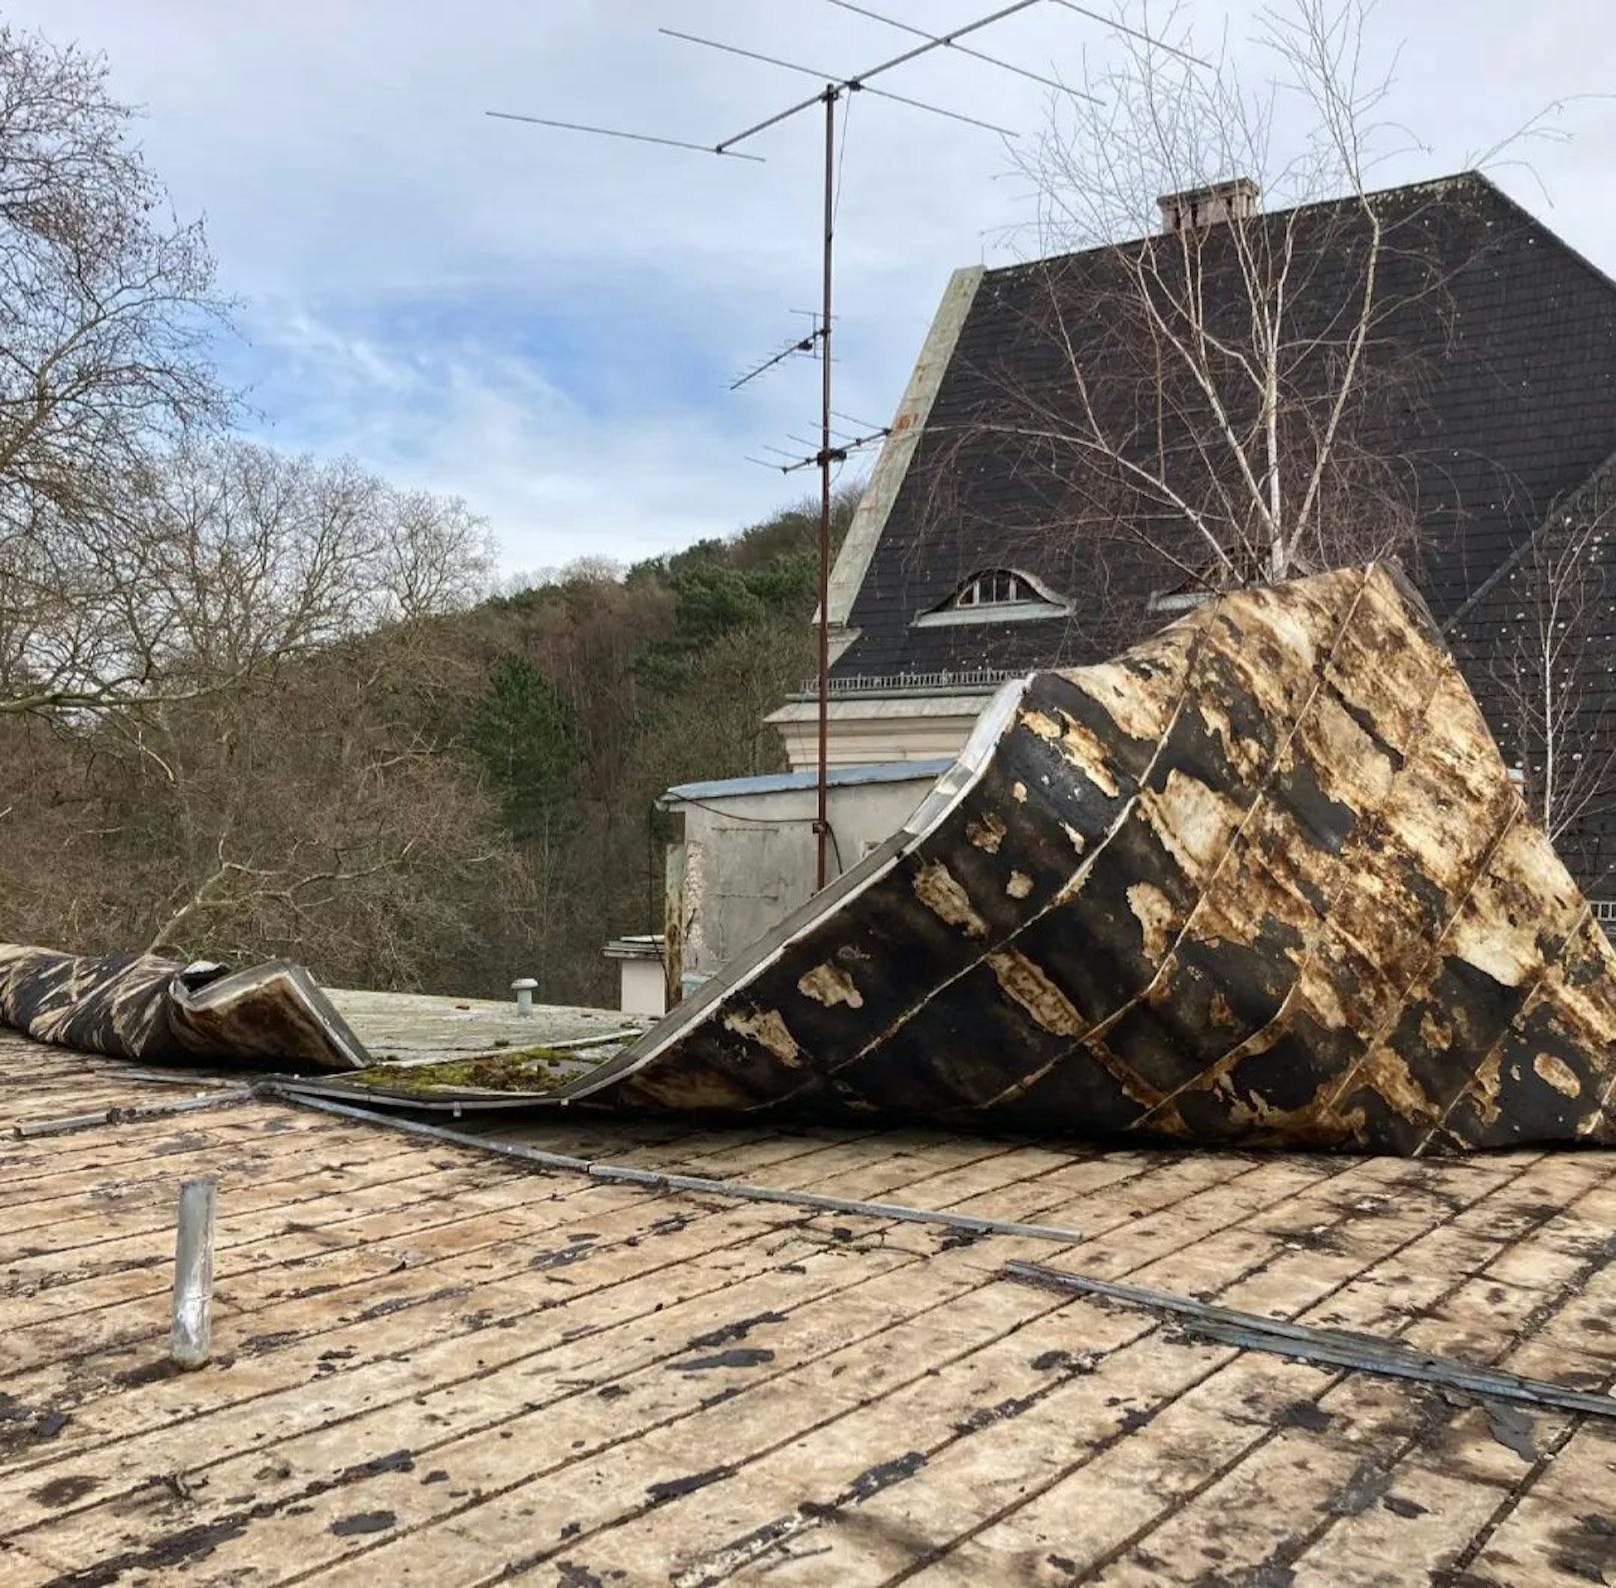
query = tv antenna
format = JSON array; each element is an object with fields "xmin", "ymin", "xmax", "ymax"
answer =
[{"xmin": 489, "ymin": 2, "xmax": 1202, "ymax": 892}]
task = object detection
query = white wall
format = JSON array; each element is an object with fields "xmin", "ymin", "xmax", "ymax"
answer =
[
  {"xmin": 668, "ymin": 773, "xmax": 938, "ymax": 980},
  {"xmin": 765, "ymin": 693, "xmax": 993, "ymax": 771}
]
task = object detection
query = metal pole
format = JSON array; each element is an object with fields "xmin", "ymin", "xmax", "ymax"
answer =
[
  {"xmin": 170, "ymin": 1178, "xmax": 216, "ymax": 1369},
  {"xmin": 816, "ymin": 84, "xmax": 836, "ymax": 891}
]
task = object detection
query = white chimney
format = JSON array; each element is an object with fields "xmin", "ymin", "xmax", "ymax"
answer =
[{"xmin": 1158, "ymin": 177, "xmax": 1260, "ymax": 233}]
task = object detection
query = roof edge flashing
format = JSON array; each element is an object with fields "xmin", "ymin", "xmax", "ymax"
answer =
[{"xmin": 660, "ymin": 757, "xmax": 956, "ymax": 807}]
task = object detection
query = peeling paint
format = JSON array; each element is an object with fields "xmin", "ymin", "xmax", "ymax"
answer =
[
  {"xmin": 1140, "ymin": 769, "xmax": 1242, "ymax": 879},
  {"xmin": 722, "ymin": 1008, "xmax": 802, "ymax": 1067},
  {"xmin": 797, "ymin": 963, "xmax": 864, "ymax": 1010},
  {"xmin": 966, "ymin": 813, "xmax": 1007, "ymax": 853},
  {"xmin": 1127, "ymin": 882, "xmax": 1178, "ymax": 962},
  {"xmin": 986, "ymin": 950, "xmax": 1085, "ymax": 1036},
  {"xmin": 912, "ymin": 861, "xmax": 987, "ymax": 938},
  {"xmin": 1534, "ymin": 1051, "xmax": 1582, "ymax": 1098}
]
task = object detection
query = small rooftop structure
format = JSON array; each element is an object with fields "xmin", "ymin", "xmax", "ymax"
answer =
[
  {"xmin": 1157, "ymin": 175, "xmax": 1261, "ymax": 231},
  {"xmin": 603, "ymin": 934, "xmax": 668, "ymax": 1018},
  {"xmin": 658, "ymin": 760, "xmax": 952, "ymax": 987}
]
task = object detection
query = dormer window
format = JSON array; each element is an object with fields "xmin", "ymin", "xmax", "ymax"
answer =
[
  {"xmin": 952, "ymin": 569, "xmax": 1035, "ymax": 608},
  {"xmin": 914, "ymin": 568, "xmax": 1070, "ymax": 628}
]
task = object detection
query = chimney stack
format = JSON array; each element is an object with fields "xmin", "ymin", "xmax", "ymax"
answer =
[{"xmin": 1157, "ymin": 177, "xmax": 1260, "ymax": 233}]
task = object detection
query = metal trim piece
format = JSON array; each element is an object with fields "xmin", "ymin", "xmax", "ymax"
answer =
[
  {"xmin": 262, "ymin": 1085, "xmax": 1085, "ymax": 1246},
  {"xmin": 1004, "ymin": 1261, "xmax": 1616, "ymax": 1421},
  {"xmin": 12, "ymin": 1090, "xmax": 254, "ymax": 1139}
]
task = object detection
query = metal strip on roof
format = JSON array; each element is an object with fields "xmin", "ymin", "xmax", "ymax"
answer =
[{"xmin": 661, "ymin": 758, "xmax": 954, "ymax": 805}]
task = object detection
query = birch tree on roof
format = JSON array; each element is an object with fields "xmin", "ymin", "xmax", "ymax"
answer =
[
  {"xmin": 956, "ymin": 0, "xmax": 1495, "ymax": 593},
  {"xmin": 1470, "ymin": 482, "xmax": 1616, "ymax": 895},
  {"xmin": 0, "ymin": 30, "xmax": 498, "ymax": 724}
]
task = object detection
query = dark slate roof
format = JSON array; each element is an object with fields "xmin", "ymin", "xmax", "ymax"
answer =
[
  {"xmin": 1447, "ymin": 455, "xmax": 1616, "ymax": 895},
  {"xmin": 835, "ymin": 173, "xmax": 1616, "ymax": 687}
]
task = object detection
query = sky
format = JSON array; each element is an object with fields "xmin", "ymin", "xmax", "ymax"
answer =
[{"xmin": 10, "ymin": 0, "xmax": 1616, "ymax": 576}]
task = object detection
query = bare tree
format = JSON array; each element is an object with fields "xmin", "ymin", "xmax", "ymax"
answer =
[
  {"xmin": 0, "ymin": 435, "xmax": 503, "ymax": 976},
  {"xmin": 375, "ymin": 487, "xmax": 498, "ymax": 622},
  {"xmin": 1469, "ymin": 481, "xmax": 1616, "ymax": 890},
  {"xmin": 2, "ymin": 438, "xmax": 494, "ymax": 716},
  {"xmin": 0, "ymin": 28, "xmax": 513, "ymax": 979},
  {"xmin": 0, "ymin": 27, "xmax": 235, "ymax": 714},
  {"xmin": 940, "ymin": 0, "xmax": 1502, "ymax": 599}
]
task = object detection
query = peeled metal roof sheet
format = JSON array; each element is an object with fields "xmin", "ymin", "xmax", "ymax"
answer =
[{"xmin": 579, "ymin": 563, "xmax": 1616, "ymax": 1154}]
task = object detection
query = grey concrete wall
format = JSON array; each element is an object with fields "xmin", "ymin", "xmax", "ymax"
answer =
[{"xmin": 671, "ymin": 775, "xmax": 937, "ymax": 979}]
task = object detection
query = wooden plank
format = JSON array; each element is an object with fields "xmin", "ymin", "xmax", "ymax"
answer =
[
  {"xmin": 0, "ymin": 1195, "xmax": 803, "ymax": 1516},
  {"xmin": 238, "ymin": 1269, "xmax": 1106, "ymax": 1588},
  {"xmin": 0, "ymin": 1107, "xmax": 371, "ymax": 1190},
  {"xmin": 246, "ymin": 1155, "xmax": 1367, "ymax": 1582},
  {"xmin": 0, "ymin": 1134, "xmax": 436, "ymax": 1239},
  {"xmin": 2, "ymin": 1041, "xmax": 1612, "ymax": 1588},
  {"xmin": 1, "ymin": 1168, "xmax": 690, "ymax": 1381},
  {"xmin": 0, "ymin": 1156, "xmax": 544, "ymax": 1330},
  {"xmin": 0, "ymin": 1137, "xmax": 1312, "ymax": 1570},
  {"xmin": 886, "ymin": 1150, "xmax": 1604, "ymax": 1583},
  {"xmin": 9, "ymin": 1234, "xmax": 963, "ymax": 1575},
  {"xmin": 0, "ymin": 1133, "xmax": 1011, "ymax": 1495},
  {"xmin": 0, "ymin": 1135, "xmax": 490, "ymax": 1268}
]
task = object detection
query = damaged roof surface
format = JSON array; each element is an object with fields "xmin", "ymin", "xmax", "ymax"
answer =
[
  {"xmin": 572, "ymin": 564, "xmax": 1616, "ymax": 1153},
  {"xmin": 4, "ymin": 1025, "xmax": 1616, "ymax": 1586}
]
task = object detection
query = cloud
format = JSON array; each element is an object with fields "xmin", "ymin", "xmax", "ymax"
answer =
[
  {"xmin": 229, "ymin": 287, "xmax": 818, "ymax": 568},
  {"xmin": 10, "ymin": 0, "xmax": 1616, "ymax": 571}
]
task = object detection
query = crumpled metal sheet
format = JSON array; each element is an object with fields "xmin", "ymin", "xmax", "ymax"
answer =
[
  {"xmin": 0, "ymin": 945, "xmax": 368, "ymax": 1071},
  {"xmin": 570, "ymin": 563, "xmax": 1616, "ymax": 1153}
]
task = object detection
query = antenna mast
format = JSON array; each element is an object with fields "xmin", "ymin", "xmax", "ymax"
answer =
[
  {"xmin": 488, "ymin": 2, "xmax": 1198, "ymax": 895},
  {"xmin": 817, "ymin": 83, "xmax": 836, "ymax": 886}
]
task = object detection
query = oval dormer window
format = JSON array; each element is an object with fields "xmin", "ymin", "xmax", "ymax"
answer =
[
  {"xmin": 952, "ymin": 569, "xmax": 1033, "ymax": 607},
  {"xmin": 914, "ymin": 568, "xmax": 1069, "ymax": 628}
]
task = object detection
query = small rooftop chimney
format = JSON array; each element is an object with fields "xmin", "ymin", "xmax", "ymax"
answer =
[{"xmin": 1157, "ymin": 177, "xmax": 1260, "ymax": 233}]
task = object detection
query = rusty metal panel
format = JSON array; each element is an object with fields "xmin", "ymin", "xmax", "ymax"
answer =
[
  {"xmin": 0, "ymin": 945, "xmax": 367, "ymax": 1071},
  {"xmin": 573, "ymin": 564, "xmax": 1616, "ymax": 1153}
]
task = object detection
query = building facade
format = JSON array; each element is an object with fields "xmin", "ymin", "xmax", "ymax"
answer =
[{"xmin": 767, "ymin": 171, "xmax": 1616, "ymax": 898}]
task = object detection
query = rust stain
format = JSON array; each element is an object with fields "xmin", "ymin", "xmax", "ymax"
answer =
[
  {"xmin": 912, "ymin": 861, "xmax": 987, "ymax": 939},
  {"xmin": 797, "ymin": 963, "xmax": 864, "ymax": 1010},
  {"xmin": 986, "ymin": 950, "xmax": 1085, "ymax": 1036},
  {"xmin": 966, "ymin": 813, "xmax": 1006, "ymax": 853}
]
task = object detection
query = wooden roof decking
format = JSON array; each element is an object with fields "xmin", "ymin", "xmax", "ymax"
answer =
[{"xmin": 3, "ymin": 1028, "xmax": 1616, "ymax": 1585}]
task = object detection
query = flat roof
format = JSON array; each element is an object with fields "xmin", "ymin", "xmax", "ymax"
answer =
[
  {"xmin": 3, "ymin": 1010, "xmax": 1615, "ymax": 1584},
  {"xmin": 663, "ymin": 758, "xmax": 952, "ymax": 806}
]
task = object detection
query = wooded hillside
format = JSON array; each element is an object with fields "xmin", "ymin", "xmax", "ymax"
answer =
[
  {"xmin": 3, "ymin": 487, "xmax": 853, "ymax": 1006},
  {"xmin": 0, "ymin": 22, "xmax": 863, "ymax": 1007}
]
